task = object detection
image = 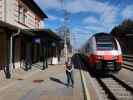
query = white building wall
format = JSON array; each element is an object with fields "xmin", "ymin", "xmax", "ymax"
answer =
[
  {"xmin": 0, "ymin": 0, "xmax": 43, "ymax": 29},
  {"xmin": 6, "ymin": 0, "xmax": 15, "ymax": 24},
  {"xmin": 0, "ymin": 0, "xmax": 5, "ymax": 21},
  {"xmin": 0, "ymin": 0, "xmax": 2, "ymax": 20}
]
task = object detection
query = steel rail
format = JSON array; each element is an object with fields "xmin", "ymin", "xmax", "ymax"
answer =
[
  {"xmin": 122, "ymin": 54, "xmax": 133, "ymax": 70},
  {"xmin": 123, "ymin": 55, "xmax": 133, "ymax": 58},
  {"xmin": 96, "ymin": 77, "xmax": 117, "ymax": 100},
  {"xmin": 123, "ymin": 55, "xmax": 133, "ymax": 62},
  {"xmin": 122, "ymin": 65, "xmax": 133, "ymax": 71},
  {"xmin": 111, "ymin": 75, "xmax": 133, "ymax": 93},
  {"xmin": 96, "ymin": 75, "xmax": 133, "ymax": 100}
]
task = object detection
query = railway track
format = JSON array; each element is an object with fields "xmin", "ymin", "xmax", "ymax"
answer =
[
  {"xmin": 123, "ymin": 55, "xmax": 133, "ymax": 62},
  {"xmin": 122, "ymin": 64, "xmax": 133, "ymax": 72},
  {"xmin": 95, "ymin": 75, "xmax": 133, "ymax": 100},
  {"xmin": 78, "ymin": 54, "xmax": 133, "ymax": 100}
]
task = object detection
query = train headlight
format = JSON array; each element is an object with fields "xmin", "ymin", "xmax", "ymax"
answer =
[
  {"xmin": 116, "ymin": 55, "xmax": 123, "ymax": 64},
  {"xmin": 97, "ymin": 56, "xmax": 103, "ymax": 59},
  {"xmin": 112, "ymin": 56, "xmax": 116, "ymax": 59}
]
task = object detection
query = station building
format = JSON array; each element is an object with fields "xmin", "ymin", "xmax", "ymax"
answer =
[{"xmin": 0, "ymin": 0, "xmax": 63, "ymax": 78}]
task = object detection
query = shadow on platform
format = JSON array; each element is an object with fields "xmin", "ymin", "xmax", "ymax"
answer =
[{"xmin": 50, "ymin": 77, "xmax": 67, "ymax": 86}]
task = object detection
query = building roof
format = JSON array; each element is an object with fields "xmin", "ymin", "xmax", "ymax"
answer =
[{"xmin": 21, "ymin": 0, "xmax": 48, "ymax": 19}]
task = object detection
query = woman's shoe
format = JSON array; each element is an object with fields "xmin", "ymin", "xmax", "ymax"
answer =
[
  {"xmin": 67, "ymin": 84, "xmax": 70, "ymax": 88},
  {"xmin": 71, "ymin": 84, "xmax": 74, "ymax": 88}
]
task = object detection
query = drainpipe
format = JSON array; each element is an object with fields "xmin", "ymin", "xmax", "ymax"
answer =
[
  {"xmin": 6, "ymin": 29, "xmax": 21, "ymax": 79},
  {"xmin": 10, "ymin": 28, "xmax": 21, "ymax": 69}
]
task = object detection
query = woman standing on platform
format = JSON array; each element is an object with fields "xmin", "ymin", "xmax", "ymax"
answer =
[{"xmin": 65, "ymin": 57, "xmax": 74, "ymax": 88}]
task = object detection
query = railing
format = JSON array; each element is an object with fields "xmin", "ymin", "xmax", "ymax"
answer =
[{"xmin": 123, "ymin": 55, "xmax": 133, "ymax": 62}]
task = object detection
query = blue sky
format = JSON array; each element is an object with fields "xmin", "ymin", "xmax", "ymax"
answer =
[{"xmin": 34, "ymin": 0, "xmax": 133, "ymax": 49}]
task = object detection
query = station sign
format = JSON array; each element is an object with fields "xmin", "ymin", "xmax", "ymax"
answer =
[{"xmin": 33, "ymin": 38, "xmax": 40, "ymax": 44}]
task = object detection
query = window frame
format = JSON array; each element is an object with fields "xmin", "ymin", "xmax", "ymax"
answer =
[{"xmin": 18, "ymin": 2, "xmax": 27, "ymax": 25}]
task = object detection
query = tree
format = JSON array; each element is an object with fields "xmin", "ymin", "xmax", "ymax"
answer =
[
  {"xmin": 111, "ymin": 19, "xmax": 133, "ymax": 54},
  {"xmin": 111, "ymin": 19, "xmax": 133, "ymax": 37}
]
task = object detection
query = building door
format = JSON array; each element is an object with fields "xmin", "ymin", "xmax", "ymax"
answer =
[
  {"xmin": 13, "ymin": 37, "xmax": 21, "ymax": 68},
  {"xmin": 0, "ymin": 30, "xmax": 7, "ymax": 70}
]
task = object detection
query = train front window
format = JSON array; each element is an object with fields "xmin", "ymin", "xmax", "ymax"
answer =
[
  {"xmin": 96, "ymin": 43, "xmax": 114, "ymax": 50},
  {"xmin": 96, "ymin": 36, "xmax": 118, "ymax": 50}
]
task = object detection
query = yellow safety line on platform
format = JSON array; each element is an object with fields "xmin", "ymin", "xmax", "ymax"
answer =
[{"xmin": 80, "ymin": 69, "xmax": 91, "ymax": 100}]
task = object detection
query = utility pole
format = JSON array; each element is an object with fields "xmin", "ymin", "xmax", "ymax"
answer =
[
  {"xmin": 64, "ymin": 10, "xmax": 69, "ymax": 61},
  {"xmin": 59, "ymin": 0, "xmax": 70, "ymax": 62},
  {"xmin": 71, "ymin": 32, "xmax": 76, "ymax": 55}
]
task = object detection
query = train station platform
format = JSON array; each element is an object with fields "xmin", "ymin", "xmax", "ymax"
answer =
[{"xmin": 0, "ymin": 62, "xmax": 96, "ymax": 100}]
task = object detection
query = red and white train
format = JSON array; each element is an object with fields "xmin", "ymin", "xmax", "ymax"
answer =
[{"xmin": 81, "ymin": 33, "xmax": 123, "ymax": 72}]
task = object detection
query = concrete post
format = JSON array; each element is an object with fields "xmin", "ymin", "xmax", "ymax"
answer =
[
  {"xmin": 42, "ymin": 43, "xmax": 45, "ymax": 70},
  {"xmin": 25, "ymin": 42, "xmax": 32, "ymax": 71},
  {"xmin": 5, "ymin": 29, "xmax": 20, "ymax": 78},
  {"xmin": 5, "ymin": 36, "xmax": 11, "ymax": 79}
]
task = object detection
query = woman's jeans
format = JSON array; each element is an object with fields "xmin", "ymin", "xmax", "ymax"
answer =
[{"xmin": 66, "ymin": 70, "xmax": 74, "ymax": 86}]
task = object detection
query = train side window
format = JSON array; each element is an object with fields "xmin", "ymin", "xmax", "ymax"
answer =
[{"xmin": 113, "ymin": 38, "xmax": 118, "ymax": 50}]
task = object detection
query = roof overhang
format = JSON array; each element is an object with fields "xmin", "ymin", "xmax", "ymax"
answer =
[
  {"xmin": 0, "ymin": 21, "xmax": 35, "ymax": 36},
  {"xmin": 25, "ymin": 29, "xmax": 62, "ymax": 41},
  {"xmin": 21, "ymin": 0, "xmax": 48, "ymax": 19},
  {"xmin": 0, "ymin": 21, "xmax": 62, "ymax": 42}
]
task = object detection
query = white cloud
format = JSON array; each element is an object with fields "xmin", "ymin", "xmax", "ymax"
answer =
[
  {"xmin": 122, "ymin": 5, "xmax": 133, "ymax": 19},
  {"xmin": 82, "ymin": 14, "xmax": 117, "ymax": 33},
  {"xmin": 48, "ymin": 15, "xmax": 58, "ymax": 20},
  {"xmin": 67, "ymin": 0, "xmax": 118, "ymax": 32},
  {"xmin": 72, "ymin": 26, "xmax": 90, "ymax": 34},
  {"xmin": 65, "ymin": 0, "xmax": 116, "ymax": 14},
  {"xmin": 84, "ymin": 26, "xmax": 107, "ymax": 33},
  {"xmin": 46, "ymin": 15, "xmax": 64, "ymax": 22},
  {"xmin": 34, "ymin": 0, "xmax": 118, "ymax": 48},
  {"xmin": 34, "ymin": 0, "xmax": 61, "ymax": 10},
  {"xmin": 83, "ymin": 16, "xmax": 98, "ymax": 24},
  {"xmin": 34, "ymin": 0, "xmax": 117, "ymax": 28},
  {"xmin": 101, "ymin": 7, "xmax": 118, "ymax": 28}
]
